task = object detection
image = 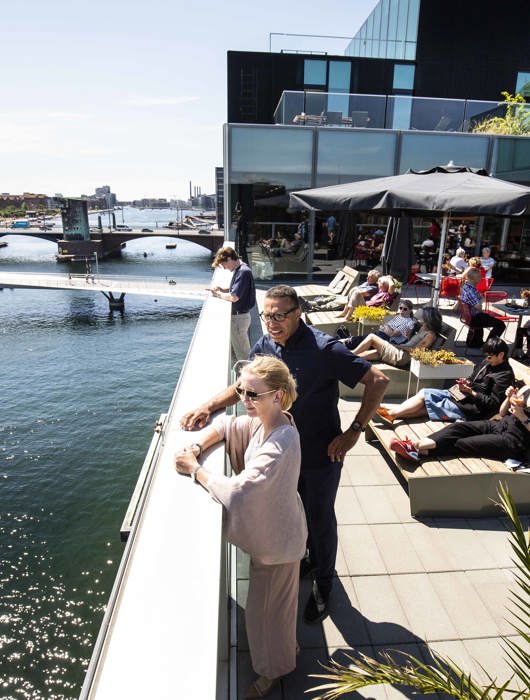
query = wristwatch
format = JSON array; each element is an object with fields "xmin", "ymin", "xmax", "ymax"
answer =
[
  {"xmin": 350, "ymin": 420, "xmax": 365, "ymax": 433},
  {"xmin": 191, "ymin": 464, "xmax": 202, "ymax": 483}
]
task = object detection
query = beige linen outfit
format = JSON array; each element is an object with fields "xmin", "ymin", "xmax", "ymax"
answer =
[
  {"xmin": 208, "ymin": 414, "xmax": 307, "ymax": 679},
  {"xmin": 378, "ymin": 329, "xmax": 433, "ymax": 367}
]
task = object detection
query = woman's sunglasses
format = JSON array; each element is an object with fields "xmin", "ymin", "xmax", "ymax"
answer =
[{"xmin": 235, "ymin": 386, "xmax": 276, "ymax": 403}]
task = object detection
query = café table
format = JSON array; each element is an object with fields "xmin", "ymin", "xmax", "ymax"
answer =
[{"xmin": 492, "ymin": 301, "xmax": 530, "ymax": 332}]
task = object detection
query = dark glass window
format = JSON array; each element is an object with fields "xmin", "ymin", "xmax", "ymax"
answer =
[
  {"xmin": 393, "ymin": 64, "xmax": 415, "ymax": 91},
  {"xmin": 304, "ymin": 59, "xmax": 326, "ymax": 87}
]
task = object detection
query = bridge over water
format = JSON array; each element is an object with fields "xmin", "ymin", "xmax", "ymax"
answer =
[
  {"xmin": 0, "ymin": 227, "xmax": 225, "ymax": 256},
  {"xmin": 0, "ymin": 271, "xmax": 208, "ymax": 309}
]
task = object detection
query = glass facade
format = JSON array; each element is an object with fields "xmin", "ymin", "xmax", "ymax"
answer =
[
  {"xmin": 316, "ymin": 130, "xmax": 397, "ymax": 187},
  {"xmin": 492, "ymin": 136, "xmax": 530, "ymax": 183},
  {"xmin": 345, "ymin": 0, "xmax": 420, "ymax": 61},
  {"xmin": 225, "ymin": 123, "xmax": 530, "ymax": 279},
  {"xmin": 229, "ymin": 126, "xmax": 313, "ymax": 190},
  {"xmin": 399, "ymin": 132, "xmax": 490, "ymax": 172}
]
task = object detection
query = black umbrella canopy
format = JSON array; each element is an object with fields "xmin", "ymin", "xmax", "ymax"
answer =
[
  {"xmin": 289, "ymin": 166, "xmax": 530, "ymax": 217},
  {"xmin": 289, "ymin": 165, "xmax": 530, "ymax": 303}
]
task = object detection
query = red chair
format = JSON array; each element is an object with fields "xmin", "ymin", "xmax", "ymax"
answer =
[
  {"xmin": 440, "ymin": 276, "xmax": 461, "ymax": 307},
  {"xmin": 484, "ymin": 290, "xmax": 507, "ymax": 312},
  {"xmin": 454, "ymin": 300, "xmax": 474, "ymax": 351}
]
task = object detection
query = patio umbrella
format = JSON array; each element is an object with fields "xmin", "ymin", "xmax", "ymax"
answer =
[
  {"xmin": 289, "ymin": 164, "xmax": 530, "ymax": 303},
  {"xmin": 380, "ymin": 215, "xmax": 414, "ymax": 284}
]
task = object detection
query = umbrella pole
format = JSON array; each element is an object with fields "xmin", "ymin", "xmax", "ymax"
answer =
[
  {"xmin": 432, "ymin": 213, "xmax": 449, "ymax": 306},
  {"xmin": 307, "ymin": 210, "xmax": 315, "ymax": 281}
]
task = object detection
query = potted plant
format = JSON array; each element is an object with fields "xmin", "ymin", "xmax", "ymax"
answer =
[{"xmin": 408, "ymin": 348, "xmax": 474, "ymax": 380}]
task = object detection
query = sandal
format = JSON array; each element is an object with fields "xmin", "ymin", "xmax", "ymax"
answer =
[
  {"xmin": 245, "ymin": 675, "xmax": 280, "ymax": 698},
  {"xmin": 376, "ymin": 407, "xmax": 395, "ymax": 425}
]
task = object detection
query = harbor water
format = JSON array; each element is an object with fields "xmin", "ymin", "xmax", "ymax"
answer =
[{"xmin": 0, "ymin": 210, "xmax": 213, "ymax": 698}]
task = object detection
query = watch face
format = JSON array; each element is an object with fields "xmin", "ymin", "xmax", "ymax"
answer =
[{"xmin": 351, "ymin": 421, "xmax": 364, "ymax": 432}]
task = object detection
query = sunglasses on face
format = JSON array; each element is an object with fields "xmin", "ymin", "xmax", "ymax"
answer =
[
  {"xmin": 259, "ymin": 307, "xmax": 298, "ymax": 324},
  {"xmin": 235, "ymin": 386, "xmax": 276, "ymax": 403},
  {"xmin": 398, "ymin": 306, "xmax": 411, "ymax": 311}
]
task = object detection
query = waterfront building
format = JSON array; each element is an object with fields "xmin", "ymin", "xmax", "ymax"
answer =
[{"xmin": 223, "ymin": 0, "xmax": 530, "ymax": 279}]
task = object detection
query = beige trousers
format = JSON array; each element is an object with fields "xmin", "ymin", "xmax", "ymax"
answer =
[{"xmin": 245, "ymin": 559, "xmax": 299, "ymax": 679}]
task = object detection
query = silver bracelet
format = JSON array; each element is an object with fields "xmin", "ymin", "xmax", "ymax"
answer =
[{"xmin": 191, "ymin": 443, "xmax": 202, "ymax": 458}]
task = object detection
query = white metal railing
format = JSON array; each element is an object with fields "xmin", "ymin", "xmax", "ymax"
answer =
[{"xmin": 79, "ymin": 279, "xmax": 233, "ymax": 699}]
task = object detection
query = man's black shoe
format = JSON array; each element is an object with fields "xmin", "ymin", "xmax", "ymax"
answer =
[
  {"xmin": 299, "ymin": 557, "xmax": 315, "ymax": 579},
  {"xmin": 304, "ymin": 581, "xmax": 330, "ymax": 624}
]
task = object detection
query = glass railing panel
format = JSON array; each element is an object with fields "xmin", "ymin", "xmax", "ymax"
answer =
[
  {"xmin": 464, "ymin": 100, "xmax": 507, "ymax": 132},
  {"xmin": 387, "ymin": 96, "xmax": 465, "ymax": 132},
  {"xmin": 274, "ymin": 91, "xmax": 305, "ymax": 125},
  {"xmin": 348, "ymin": 94, "xmax": 386, "ymax": 128}
]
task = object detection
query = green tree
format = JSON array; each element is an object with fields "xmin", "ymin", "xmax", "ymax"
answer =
[
  {"xmin": 472, "ymin": 92, "xmax": 530, "ymax": 136},
  {"xmin": 308, "ymin": 484, "xmax": 530, "ymax": 699}
]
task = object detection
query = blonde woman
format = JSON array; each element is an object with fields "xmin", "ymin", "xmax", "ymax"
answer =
[{"xmin": 175, "ymin": 356, "xmax": 307, "ymax": 699}]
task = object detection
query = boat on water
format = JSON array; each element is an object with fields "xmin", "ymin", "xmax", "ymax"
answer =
[
  {"xmin": 165, "ymin": 214, "xmax": 216, "ymax": 233},
  {"xmin": 165, "ymin": 242, "xmax": 177, "ymax": 249},
  {"xmin": 0, "ymin": 241, "xmax": 7, "ymax": 248}
]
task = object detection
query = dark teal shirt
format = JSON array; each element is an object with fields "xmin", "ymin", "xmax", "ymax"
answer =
[{"xmin": 251, "ymin": 322, "xmax": 370, "ymax": 470}]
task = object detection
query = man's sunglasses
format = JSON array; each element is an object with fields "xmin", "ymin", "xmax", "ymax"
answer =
[{"xmin": 259, "ymin": 307, "xmax": 298, "ymax": 323}]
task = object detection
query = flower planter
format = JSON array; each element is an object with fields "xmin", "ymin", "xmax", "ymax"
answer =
[
  {"xmin": 407, "ymin": 358, "xmax": 474, "ymax": 397},
  {"xmin": 410, "ymin": 358, "xmax": 474, "ymax": 380}
]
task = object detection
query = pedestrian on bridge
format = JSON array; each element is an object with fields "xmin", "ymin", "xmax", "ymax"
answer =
[{"xmin": 210, "ymin": 245, "xmax": 256, "ymax": 361}]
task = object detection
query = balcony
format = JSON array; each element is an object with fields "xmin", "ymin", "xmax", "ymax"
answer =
[{"xmin": 274, "ymin": 90, "xmax": 529, "ymax": 133}]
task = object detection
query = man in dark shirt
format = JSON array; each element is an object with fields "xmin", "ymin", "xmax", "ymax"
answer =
[
  {"xmin": 181, "ymin": 285, "xmax": 389, "ymax": 623},
  {"xmin": 210, "ymin": 246, "xmax": 256, "ymax": 361}
]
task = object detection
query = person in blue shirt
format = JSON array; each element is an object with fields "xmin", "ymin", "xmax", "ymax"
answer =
[
  {"xmin": 180, "ymin": 285, "xmax": 389, "ymax": 624},
  {"xmin": 210, "ymin": 246, "xmax": 256, "ymax": 361}
]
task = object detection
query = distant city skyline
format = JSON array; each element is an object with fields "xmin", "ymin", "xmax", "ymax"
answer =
[{"xmin": 0, "ymin": 0, "xmax": 377, "ymax": 201}]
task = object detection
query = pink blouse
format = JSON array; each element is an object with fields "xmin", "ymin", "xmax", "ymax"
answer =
[{"xmin": 207, "ymin": 414, "xmax": 307, "ymax": 565}]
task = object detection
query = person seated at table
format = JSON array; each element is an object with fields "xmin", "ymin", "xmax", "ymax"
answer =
[
  {"xmin": 376, "ymin": 337, "xmax": 514, "ymax": 425},
  {"xmin": 449, "ymin": 247, "xmax": 468, "ymax": 274},
  {"xmin": 340, "ymin": 299, "xmax": 415, "ymax": 349},
  {"xmin": 336, "ymin": 274, "xmax": 396, "ymax": 321},
  {"xmin": 347, "ymin": 306, "xmax": 442, "ymax": 368},
  {"xmin": 389, "ymin": 383, "xmax": 530, "ymax": 463},
  {"xmin": 480, "ymin": 246, "xmax": 495, "ymax": 279},
  {"xmin": 460, "ymin": 267, "xmax": 505, "ymax": 346},
  {"xmin": 439, "ymin": 253, "xmax": 453, "ymax": 276},
  {"xmin": 461, "ymin": 256, "xmax": 487, "ymax": 292}
]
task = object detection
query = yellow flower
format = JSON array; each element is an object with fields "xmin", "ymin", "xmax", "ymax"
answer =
[
  {"xmin": 352, "ymin": 306, "xmax": 389, "ymax": 323},
  {"xmin": 409, "ymin": 349, "xmax": 465, "ymax": 366}
]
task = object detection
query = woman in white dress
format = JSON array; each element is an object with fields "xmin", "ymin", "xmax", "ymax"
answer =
[{"xmin": 175, "ymin": 356, "xmax": 307, "ymax": 699}]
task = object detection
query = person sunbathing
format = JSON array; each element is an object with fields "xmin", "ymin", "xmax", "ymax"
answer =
[
  {"xmin": 349, "ymin": 306, "xmax": 442, "ymax": 368},
  {"xmin": 376, "ymin": 337, "xmax": 514, "ymax": 425},
  {"xmin": 336, "ymin": 274, "xmax": 396, "ymax": 320},
  {"xmin": 389, "ymin": 384, "xmax": 530, "ymax": 463}
]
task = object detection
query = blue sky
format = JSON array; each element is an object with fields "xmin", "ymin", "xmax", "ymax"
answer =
[{"xmin": 2, "ymin": 0, "xmax": 377, "ymax": 201}]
